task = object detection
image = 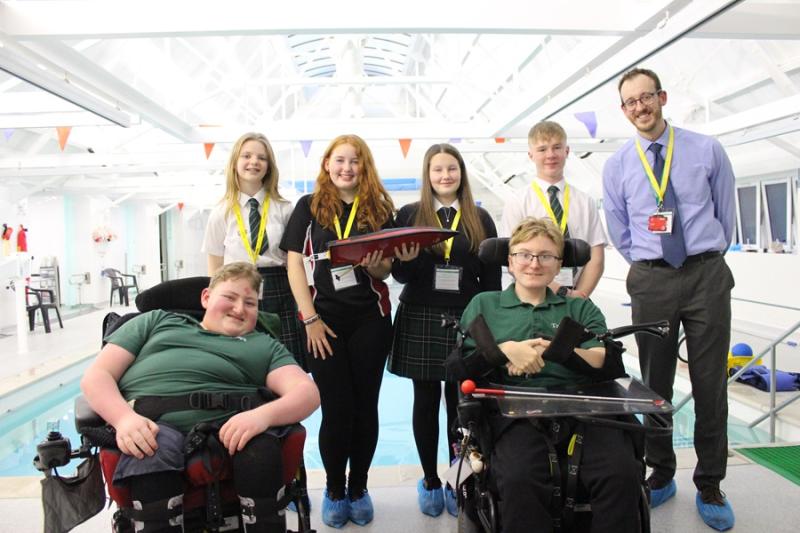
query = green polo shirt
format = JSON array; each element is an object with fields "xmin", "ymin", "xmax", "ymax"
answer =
[
  {"xmin": 106, "ymin": 310, "xmax": 297, "ymax": 432},
  {"xmin": 460, "ymin": 284, "xmax": 606, "ymax": 388}
]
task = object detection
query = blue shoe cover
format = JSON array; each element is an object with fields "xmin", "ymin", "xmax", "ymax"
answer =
[
  {"xmin": 696, "ymin": 491, "xmax": 735, "ymax": 531},
  {"xmin": 348, "ymin": 490, "xmax": 374, "ymax": 526},
  {"xmin": 322, "ymin": 490, "xmax": 349, "ymax": 529},
  {"xmin": 650, "ymin": 479, "xmax": 677, "ymax": 508},
  {"xmin": 417, "ymin": 479, "xmax": 444, "ymax": 517},
  {"xmin": 445, "ymin": 484, "xmax": 458, "ymax": 517}
]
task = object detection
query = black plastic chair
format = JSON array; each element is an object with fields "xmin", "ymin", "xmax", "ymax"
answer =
[
  {"xmin": 26, "ymin": 287, "xmax": 63, "ymax": 333},
  {"xmin": 101, "ymin": 268, "xmax": 139, "ymax": 306}
]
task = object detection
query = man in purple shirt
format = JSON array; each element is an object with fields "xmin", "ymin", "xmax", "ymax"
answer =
[{"xmin": 603, "ymin": 68, "xmax": 736, "ymax": 531}]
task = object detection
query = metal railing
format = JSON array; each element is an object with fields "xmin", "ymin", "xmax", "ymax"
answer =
[{"xmin": 671, "ymin": 296, "xmax": 800, "ymax": 443}]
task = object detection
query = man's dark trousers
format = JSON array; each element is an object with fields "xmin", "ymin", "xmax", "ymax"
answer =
[{"xmin": 626, "ymin": 254, "xmax": 734, "ymax": 490}]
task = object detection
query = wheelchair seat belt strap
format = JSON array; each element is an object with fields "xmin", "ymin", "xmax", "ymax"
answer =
[
  {"xmin": 562, "ymin": 424, "xmax": 585, "ymax": 532},
  {"xmin": 545, "ymin": 434, "xmax": 563, "ymax": 532},
  {"xmin": 131, "ymin": 387, "xmax": 276, "ymax": 421}
]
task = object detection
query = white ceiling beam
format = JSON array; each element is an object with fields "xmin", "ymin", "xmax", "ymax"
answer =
[
  {"xmin": 696, "ymin": 94, "xmax": 800, "ymax": 137},
  {"xmin": 706, "ymin": 55, "xmax": 800, "ymax": 103},
  {"xmin": 0, "ymin": 1, "xmax": 660, "ymax": 39},
  {"xmin": 751, "ymin": 42, "xmax": 799, "ymax": 97},
  {"xmin": 21, "ymin": 39, "xmax": 201, "ymax": 142},
  {"xmin": 0, "ymin": 111, "xmax": 130, "ymax": 128},
  {"xmin": 687, "ymin": 2, "xmax": 800, "ymax": 40},
  {"xmin": 488, "ymin": 0, "xmax": 744, "ymax": 135},
  {"xmin": 717, "ymin": 118, "xmax": 800, "ymax": 148},
  {"xmin": 0, "ymin": 33, "xmax": 132, "ymax": 127}
]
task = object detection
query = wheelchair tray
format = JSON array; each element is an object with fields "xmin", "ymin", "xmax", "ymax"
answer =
[{"xmin": 488, "ymin": 377, "xmax": 673, "ymax": 418}]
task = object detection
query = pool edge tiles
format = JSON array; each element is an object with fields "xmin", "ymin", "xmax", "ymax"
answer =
[{"xmin": 0, "ymin": 354, "xmax": 94, "ymax": 414}]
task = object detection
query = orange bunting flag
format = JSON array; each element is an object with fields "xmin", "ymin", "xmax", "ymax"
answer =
[
  {"xmin": 494, "ymin": 137, "xmax": 506, "ymax": 144},
  {"xmin": 399, "ymin": 138, "xmax": 412, "ymax": 159},
  {"xmin": 177, "ymin": 202, "xmax": 185, "ymax": 211},
  {"xmin": 56, "ymin": 126, "xmax": 72, "ymax": 151},
  {"xmin": 203, "ymin": 143, "xmax": 215, "ymax": 159}
]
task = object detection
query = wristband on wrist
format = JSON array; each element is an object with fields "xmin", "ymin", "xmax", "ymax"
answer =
[
  {"xmin": 298, "ymin": 311, "xmax": 320, "ymax": 325},
  {"xmin": 303, "ymin": 314, "xmax": 320, "ymax": 326}
]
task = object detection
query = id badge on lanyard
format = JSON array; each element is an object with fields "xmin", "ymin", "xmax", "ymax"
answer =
[
  {"xmin": 331, "ymin": 265, "xmax": 359, "ymax": 291},
  {"xmin": 637, "ymin": 126, "xmax": 676, "ymax": 236},
  {"xmin": 554, "ymin": 267, "xmax": 575, "ymax": 287},
  {"xmin": 434, "ymin": 264, "xmax": 462, "ymax": 293},
  {"xmin": 648, "ymin": 209, "xmax": 674, "ymax": 234},
  {"xmin": 302, "ymin": 256, "xmax": 316, "ymax": 286},
  {"xmin": 435, "ymin": 208, "xmax": 462, "ymax": 292}
]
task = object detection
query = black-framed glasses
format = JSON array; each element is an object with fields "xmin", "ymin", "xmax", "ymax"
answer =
[
  {"xmin": 509, "ymin": 252, "xmax": 561, "ymax": 266},
  {"xmin": 621, "ymin": 91, "xmax": 662, "ymax": 111}
]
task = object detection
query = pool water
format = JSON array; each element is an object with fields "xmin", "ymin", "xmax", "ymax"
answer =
[
  {"xmin": 0, "ymin": 368, "xmax": 775, "ymax": 478},
  {"xmin": 0, "ymin": 370, "xmax": 448, "ymax": 477}
]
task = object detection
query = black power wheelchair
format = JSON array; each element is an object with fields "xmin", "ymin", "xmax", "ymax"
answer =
[
  {"xmin": 444, "ymin": 238, "xmax": 674, "ymax": 533},
  {"xmin": 34, "ymin": 276, "xmax": 315, "ymax": 533}
]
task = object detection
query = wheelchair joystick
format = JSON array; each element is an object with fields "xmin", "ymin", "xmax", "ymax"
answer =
[{"xmin": 34, "ymin": 431, "xmax": 72, "ymax": 471}]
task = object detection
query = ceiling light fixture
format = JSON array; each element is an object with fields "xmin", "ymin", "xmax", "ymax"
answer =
[{"xmin": 0, "ymin": 47, "xmax": 131, "ymax": 128}]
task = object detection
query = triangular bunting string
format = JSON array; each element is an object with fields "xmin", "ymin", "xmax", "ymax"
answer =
[
  {"xmin": 300, "ymin": 140, "xmax": 312, "ymax": 158},
  {"xmin": 574, "ymin": 111, "xmax": 598, "ymax": 138},
  {"xmin": 56, "ymin": 126, "xmax": 72, "ymax": 151},
  {"xmin": 399, "ymin": 138, "xmax": 412, "ymax": 159}
]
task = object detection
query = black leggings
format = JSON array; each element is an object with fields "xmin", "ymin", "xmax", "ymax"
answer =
[
  {"xmin": 307, "ymin": 314, "xmax": 392, "ymax": 498},
  {"xmin": 129, "ymin": 433, "xmax": 285, "ymax": 532},
  {"xmin": 412, "ymin": 379, "xmax": 458, "ymax": 485}
]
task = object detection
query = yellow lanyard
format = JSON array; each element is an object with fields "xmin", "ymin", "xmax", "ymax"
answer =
[
  {"xmin": 233, "ymin": 196, "xmax": 270, "ymax": 264},
  {"xmin": 333, "ymin": 196, "xmax": 360, "ymax": 239},
  {"xmin": 435, "ymin": 208, "xmax": 461, "ymax": 262},
  {"xmin": 532, "ymin": 182, "xmax": 571, "ymax": 235},
  {"xmin": 635, "ymin": 125, "xmax": 675, "ymax": 207}
]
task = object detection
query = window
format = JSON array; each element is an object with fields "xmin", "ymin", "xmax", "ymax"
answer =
[
  {"xmin": 734, "ymin": 174, "xmax": 798, "ymax": 253},
  {"xmin": 762, "ymin": 180, "xmax": 791, "ymax": 247},
  {"xmin": 735, "ymin": 184, "xmax": 760, "ymax": 249}
]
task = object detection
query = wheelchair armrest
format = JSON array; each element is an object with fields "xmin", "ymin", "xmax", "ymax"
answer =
[{"xmin": 74, "ymin": 395, "xmax": 107, "ymax": 432}]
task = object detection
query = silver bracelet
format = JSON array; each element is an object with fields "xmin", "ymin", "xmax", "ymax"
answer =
[{"xmin": 302, "ymin": 314, "xmax": 320, "ymax": 326}]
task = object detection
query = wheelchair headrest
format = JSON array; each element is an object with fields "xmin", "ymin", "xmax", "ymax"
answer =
[
  {"xmin": 478, "ymin": 237, "xmax": 591, "ymax": 268},
  {"xmin": 135, "ymin": 276, "xmax": 210, "ymax": 316}
]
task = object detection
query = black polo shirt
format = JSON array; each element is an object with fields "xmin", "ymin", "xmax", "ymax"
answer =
[{"xmin": 280, "ymin": 194, "xmax": 394, "ymax": 320}]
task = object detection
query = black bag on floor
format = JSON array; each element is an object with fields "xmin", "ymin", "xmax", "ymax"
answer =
[{"xmin": 41, "ymin": 454, "xmax": 105, "ymax": 533}]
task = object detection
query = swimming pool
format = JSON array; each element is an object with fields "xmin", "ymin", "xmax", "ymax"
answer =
[
  {"xmin": 0, "ymin": 368, "xmax": 773, "ymax": 477},
  {"xmin": 0, "ymin": 370, "xmax": 448, "ymax": 477}
]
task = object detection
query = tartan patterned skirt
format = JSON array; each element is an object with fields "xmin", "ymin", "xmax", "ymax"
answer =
[
  {"xmin": 388, "ymin": 302, "xmax": 464, "ymax": 381},
  {"xmin": 258, "ymin": 266, "xmax": 307, "ymax": 370}
]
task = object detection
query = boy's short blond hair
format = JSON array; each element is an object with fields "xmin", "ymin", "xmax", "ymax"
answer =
[
  {"xmin": 528, "ymin": 121, "xmax": 567, "ymax": 145},
  {"xmin": 209, "ymin": 262, "xmax": 262, "ymax": 293},
  {"xmin": 509, "ymin": 217, "xmax": 565, "ymax": 256}
]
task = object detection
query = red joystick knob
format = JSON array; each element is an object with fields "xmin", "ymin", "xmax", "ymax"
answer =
[{"xmin": 461, "ymin": 380, "xmax": 476, "ymax": 395}]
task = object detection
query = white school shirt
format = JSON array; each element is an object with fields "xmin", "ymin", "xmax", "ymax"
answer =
[
  {"xmin": 499, "ymin": 177, "xmax": 607, "ymax": 283},
  {"xmin": 201, "ymin": 190, "xmax": 294, "ymax": 268}
]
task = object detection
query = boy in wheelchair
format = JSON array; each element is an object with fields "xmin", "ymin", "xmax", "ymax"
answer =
[
  {"xmin": 450, "ymin": 218, "xmax": 644, "ymax": 533},
  {"xmin": 80, "ymin": 262, "xmax": 321, "ymax": 533}
]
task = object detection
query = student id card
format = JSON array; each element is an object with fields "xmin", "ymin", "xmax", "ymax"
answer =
[
  {"xmin": 434, "ymin": 265, "xmax": 462, "ymax": 293},
  {"xmin": 331, "ymin": 265, "xmax": 359, "ymax": 291},
  {"xmin": 302, "ymin": 256, "xmax": 315, "ymax": 286},
  {"xmin": 554, "ymin": 267, "xmax": 575, "ymax": 288}
]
